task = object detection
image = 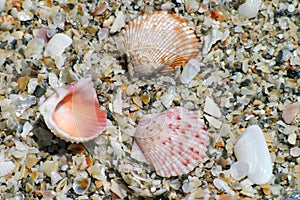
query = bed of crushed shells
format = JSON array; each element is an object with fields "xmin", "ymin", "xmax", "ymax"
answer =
[{"xmin": 0, "ymin": 0, "xmax": 300, "ymax": 199}]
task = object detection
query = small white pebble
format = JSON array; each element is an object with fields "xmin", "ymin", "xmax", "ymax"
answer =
[
  {"xmin": 288, "ymin": 133, "xmax": 297, "ymax": 145},
  {"xmin": 290, "ymin": 147, "xmax": 300, "ymax": 157},
  {"xmin": 287, "ymin": 4, "xmax": 295, "ymax": 13}
]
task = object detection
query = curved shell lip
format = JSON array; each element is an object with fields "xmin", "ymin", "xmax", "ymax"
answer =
[{"xmin": 39, "ymin": 78, "xmax": 107, "ymax": 143}]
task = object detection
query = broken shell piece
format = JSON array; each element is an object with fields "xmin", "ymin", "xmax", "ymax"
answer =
[
  {"xmin": 202, "ymin": 27, "xmax": 223, "ymax": 56},
  {"xmin": 0, "ymin": 161, "xmax": 15, "ymax": 177},
  {"xmin": 73, "ymin": 172, "xmax": 91, "ymax": 195},
  {"xmin": 230, "ymin": 160, "xmax": 249, "ymax": 181},
  {"xmin": 92, "ymin": 2, "xmax": 108, "ymax": 16},
  {"xmin": 180, "ymin": 59, "xmax": 201, "ymax": 84},
  {"xmin": 234, "ymin": 125, "xmax": 272, "ymax": 185},
  {"xmin": 110, "ymin": 11, "xmax": 125, "ymax": 34},
  {"xmin": 44, "ymin": 33, "xmax": 72, "ymax": 69},
  {"xmin": 213, "ymin": 178, "xmax": 235, "ymax": 196},
  {"xmin": 282, "ymin": 103, "xmax": 300, "ymax": 124},
  {"xmin": 39, "ymin": 78, "xmax": 107, "ymax": 143},
  {"xmin": 51, "ymin": 171, "xmax": 62, "ymax": 186},
  {"xmin": 204, "ymin": 96, "xmax": 222, "ymax": 118},
  {"xmin": 185, "ymin": 0, "xmax": 199, "ymax": 13},
  {"xmin": 121, "ymin": 11, "xmax": 199, "ymax": 77},
  {"xmin": 131, "ymin": 107, "xmax": 210, "ymax": 177}
]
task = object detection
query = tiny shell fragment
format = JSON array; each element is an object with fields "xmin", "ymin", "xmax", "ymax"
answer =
[
  {"xmin": 110, "ymin": 11, "xmax": 125, "ymax": 34},
  {"xmin": 0, "ymin": 161, "xmax": 15, "ymax": 177},
  {"xmin": 204, "ymin": 96, "xmax": 222, "ymax": 118},
  {"xmin": 44, "ymin": 33, "xmax": 72, "ymax": 69},
  {"xmin": 282, "ymin": 103, "xmax": 300, "ymax": 124},
  {"xmin": 213, "ymin": 178, "xmax": 235, "ymax": 196},
  {"xmin": 230, "ymin": 160, "xmax": 249, "ymax": 181},
  {"xmin": 73, "ymin": 172, "xmax": 91, "ymax": 195},
  {"xmin": 181, "ymin": 59, "xmax": 201, "ymax": 84},
  {"xmin": 185, "ymin": 0, "xmax": 199, "ymax": 13}
]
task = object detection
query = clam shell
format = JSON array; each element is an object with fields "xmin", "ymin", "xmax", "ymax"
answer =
[
  {"xmin": 121, "ymin": 11, "xmax": 199, "ymax": 77},
  {"xmin": 234, "ymin": 125, "xmax": 273, "ymax": 184},
  {"xmin": 39, "ymin": 78, "xmax": 107, "ymax": 143},
  {"xmin": 131, "ymin": 107, "xmax": 209, "ymax": 177}
]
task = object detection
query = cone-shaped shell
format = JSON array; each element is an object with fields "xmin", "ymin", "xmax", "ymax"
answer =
[
  {"xmin": 121, "ymin": 11, "xmax": 199, "ymax": 77},
  {"xmin": 131, "ymin": 107, "xmax": 209, "ymax": 177},
  {"xmin": 39, "ymin": 78, "xmax": 107, "ymax": 143}
]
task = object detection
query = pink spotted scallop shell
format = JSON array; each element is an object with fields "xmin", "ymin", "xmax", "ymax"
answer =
[
  {"xmin": 39, "ymin": 78, "xmax": 107, "ymax": 143},
  {"xmin": 121, "ymin": 11, "xmax": 199, "ymax": 77},
  {"xmin": 131, "ymin": 107, "xmax": 210, "ymax": 177}
]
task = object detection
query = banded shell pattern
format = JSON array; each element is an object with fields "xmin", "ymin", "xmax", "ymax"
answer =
[
  {"xmin": 131, "ymin": 107, "xmax": 210, "ymax": 177},
  {"xmin": 39, "ymin": 78, "xmax": 107, "ymax": 143},
  {"xmin": 121, "ymin": 11, "xmax": 199, "ymax": 77}
]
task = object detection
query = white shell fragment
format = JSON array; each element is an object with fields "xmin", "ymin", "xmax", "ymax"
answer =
[
  {"xmin": 238, "ymin": 0, "xmax": 262, "ymax": 19},
  {"xmin": 185, "ymin": 0, "xmax": 199, "ymax": 13},
  {"xmin": 181, "ymin": 59, "xmax": 202, "ymax": 84},
  {"xmin": 51, "ymin": 171, "xmax": 63, "ymax": 186},
  {"xmin": 213, "ymin": 178, "xmax": 235, "ymax": 196},
  {"xmin": 230, "ymin": 160, "xmax": 249, "ymax": 181},
  {"xmin": 234, "ymin": 125, "xmax": 273, "ymax": 185},
  {"xmin": 204, "ymin": 96, "xmax": 222, "ymax": 118},
  {"xmin": 202, "ymin": 27, "xmax": 223, "ymax": 55},
  {"xmin": 44, "ymin": 33, "xmax": 73, "ymax": 69},
  {"xmin": 110, "ymin": 11, "xmax": 125, "ymax": 34},
  {"xmin": 0, "ymin": 0, "xmax": 5, "ymax": 12},
  {"xmin": 0, "ymin": 161, "xmax": 15, "ymax": 177},
  {"xmin": 39, "ymin": 78, "xmax": 107, "ymax": 143}
]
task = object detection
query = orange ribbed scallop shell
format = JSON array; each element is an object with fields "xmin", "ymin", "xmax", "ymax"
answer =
[{"xmin": 121, "ymin": 11, "xmax": 199, "ymax": 77}]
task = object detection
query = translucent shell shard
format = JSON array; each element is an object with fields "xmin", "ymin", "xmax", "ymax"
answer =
[
  {"xmin": 39, "ymin": 78, "xmax": 107, "ymax": 143},
  {"xmin": 131, "ymin": 107, "xmax": 209, "ymax": 177},
  {"xmin": 121, "ymin": 11, "xmax": 199, "ymax": 77}
]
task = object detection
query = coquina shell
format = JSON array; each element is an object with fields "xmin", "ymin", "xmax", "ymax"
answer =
[
  {"xmin": 121, "ymin": 11, "xmax": 199, "ymax": 77},
  {"xmin": 39, "ymin": 78, "xmax": 107, "ymax": 143}
]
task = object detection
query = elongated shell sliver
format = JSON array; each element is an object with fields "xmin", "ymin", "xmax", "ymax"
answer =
[
  {"xmin": 121, "ymin": 11, "xmax": 199, "ymax": 77},
  {"xmin": 39, "ymin": 78, "xmax": 107, "ymax": 143},
  {"xmin": 131, "ymin": 107, "xmax": 209, "ymax": 177},
  {"xmin": 234, "ymin": 125, "xmax": 273, "ymax": 184}
]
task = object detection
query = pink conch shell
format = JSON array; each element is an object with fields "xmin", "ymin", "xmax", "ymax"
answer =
[
  {"xmin": 39, "ymin": 78, "xmax": 107, "ymax": 143},
  {"xmin": 131, "ymin": 107, "xmax": 209, "ymax": 177},
  {"xmin": 121, "ymin": 11, "xmax": 199, "ymax": 77}
]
